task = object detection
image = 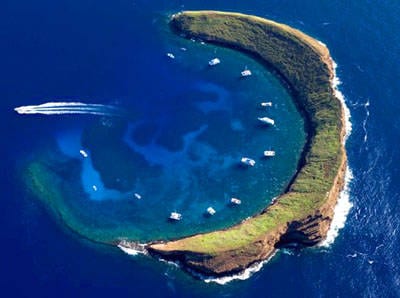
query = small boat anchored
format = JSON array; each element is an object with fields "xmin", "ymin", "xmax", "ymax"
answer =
[
  {"xmin": 206, "ymin": 207, "xmax": 216, "ymax": 216},
  {"xmin": 258, "ymin": 117, "xmax": 275, "ymax": 125},
  {"xmin": 134, "ymin": 193, "xmax": 142, "ymax": 200},
  {"xmin": 241, "ymin": 69, "xmax": 252, "ymax": 77},
  {"xmin": 208, "ymin": 58, "xmax": 221, "ymax": 66},
  {"xmin": 260, "ymin": 102, "xmax": 272, "ymax": 107},
  {"xmin": 79, "ymin": 149, "xmax": 88, "ymax": 158},
  {"xmin": 241, "ymin": 157, "xmax": 256, "ymax": 167},
  {"xmin": 264, "ymin": 150, "xmax": 276, "ymax": 157},
  {"xmin": 169, "ymin": 212, "xmax": 182, "ymax": 221},
  {"xmin": 230, "ymin": 198, "xmax": 242, "ymax": 205},
  {"xmin": 166, "ymin": 52, "xmax": 175, "ymax": 59}
]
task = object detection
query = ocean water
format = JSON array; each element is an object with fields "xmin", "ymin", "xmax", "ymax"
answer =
[{"xmin": 1, "ymin": 0, "xmax": 399, "ymax": 297}]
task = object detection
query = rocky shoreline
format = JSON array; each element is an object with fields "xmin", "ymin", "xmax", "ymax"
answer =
[{"xmin": 135, "ymin": 10, "xmax": 349, "ymax": 277}]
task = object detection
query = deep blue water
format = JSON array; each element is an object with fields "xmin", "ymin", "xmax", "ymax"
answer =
[{"xmin": 2, "ymin": 0, "xmax": 400, "ymax": 297}]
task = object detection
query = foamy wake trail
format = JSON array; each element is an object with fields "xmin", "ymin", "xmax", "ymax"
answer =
[
  {"xmin": 318, "ymin": 59, "xmax": 353, "ymax": 247},
  {"xmin": 14, "ymin": 102, "xmax": 123, "ymax": 116}
]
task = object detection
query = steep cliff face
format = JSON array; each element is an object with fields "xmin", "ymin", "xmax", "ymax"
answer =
[
  {"xmin": 148, "ymin": 154, "xmax": 346, "ymax": 276},
  {"xmin": 148, "ymin": 154, "xmax": 347, "ymax": 276},
  {"xmin": 148, "ymin": 225, "xmax": 286, "ymax": 276},
  {"xmin": 145, "ymin": 11, "xmax": 347, "ymax": 277},
  {"xmin": 278, "ymin": 153, "xmax": 347, "ymax": 247}
]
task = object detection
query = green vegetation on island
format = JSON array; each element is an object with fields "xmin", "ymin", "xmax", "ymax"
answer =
[{"xmin": 149, "ymin": 11, "xmax": 346, "ymax": 261}]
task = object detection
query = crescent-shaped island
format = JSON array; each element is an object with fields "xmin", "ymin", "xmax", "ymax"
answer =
[
  {"xmin": 21, "ymin": 10, "xmax": 348, "ymax": 279},
  {"xmin": 141, "ymin": 10, "xmax": 348, "ymax": 277}
]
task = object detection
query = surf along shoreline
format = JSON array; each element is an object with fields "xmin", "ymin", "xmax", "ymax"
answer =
[{"xmin": 144, "ymin": 10, "xmax": 349, "ymax": 277}]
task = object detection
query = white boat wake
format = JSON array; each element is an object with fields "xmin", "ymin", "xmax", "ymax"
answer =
[{"xmin": 14, "ymin": 102, "xmax": 124, "ymax": 117}]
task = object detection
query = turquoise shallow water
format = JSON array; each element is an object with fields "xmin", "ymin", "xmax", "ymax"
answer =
[{"xmin": 24, "ymin": 19, "xmax": 305, "ymax": 242}]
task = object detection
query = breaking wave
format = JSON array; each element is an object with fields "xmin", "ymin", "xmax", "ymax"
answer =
[
  {"xmin": 201, "ymin": 252, "xmax": 277, "ymax": 285},
  {"xmin": 331, "ymin": 60, "xmax": 352, "ymax": 142},
  {"xmin": 319, "ymin": 167, "xmax": 353, "ymax": 247},
  {"xmin": 117, "ymin": 240, "xmax": 148, "ymax": 256},
  {"xmin": 14, "ymin": 102, "xmax": 124, "ymax": 117},
  {"xmin": 320, "ymin": 59, "xmax": 353, "ymax": 247}
]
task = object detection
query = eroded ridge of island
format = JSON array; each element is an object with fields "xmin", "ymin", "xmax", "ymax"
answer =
[{"xmin": 145, "ymin": 10, "xmax": 347, "ymax": 276}]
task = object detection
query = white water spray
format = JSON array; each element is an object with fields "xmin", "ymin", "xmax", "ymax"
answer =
[
  {"xmin": 319, "ymin": 59, "xmax": 353, "ymax": 247},
  {"xmin": 14, "ymin": 102, "xmax": 123, "ymax": 116}
]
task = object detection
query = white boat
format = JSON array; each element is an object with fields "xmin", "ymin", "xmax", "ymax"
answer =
[
  {"xmin": 169, "ymin": 212, "xmax": 182, "ymax": 221},
  {"xmin": 79, "ymin": 149, "xmax": 88, "ymax": 158},
  {"xmin": 134, "ymin": 193, "xmax": 142, "ymax": 199},
  {"xmin": 92, "ymin": 185, "xmax": 98, "ymax": 191},
  {"xmin": 241, "ymin": 157, "xmax": 256, "ymax": 167},
  {"xmin": 180, "ymin": 47, "xmax": 187, "ymax": 51},
  {"xmin": 241, "ymin": 69, "xmax": 252, "ymax": 77},
  {"xmin": 258, "ymin": 117, "xmax": 275, "ymax": 125},
  {"xmin": 166, "ymin": 52, "xmax": 175, "ymax": 59},
  {"xmin": 206, "ymin": 207, "xmax": 216, "ymax": 215},
  {"xmin": 261, "ymin": 102, "xmax": 272, "ymax": 107},
  {"xmin": 230, "ymin": 198, "xmax": 242, "ymax": 205},
  {"xmin": 208, "ymin": 58, "xmax": 221, "ymax": 66},
  {"xmin": 264, "ymin": 150, "xmax": 276, "ymax": 157}
]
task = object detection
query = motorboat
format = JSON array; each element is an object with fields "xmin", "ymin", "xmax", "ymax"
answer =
[
  {"xmin": 258, "ymin": 117, "xmax": 275, "ymax": 125},
  {"xmin": 79, "ymin": 149, "xmax": 88, "ymax": 158},
  {"xmin": 241, "ymin": 69, "xmax": 252, "ymax": 77},
  {"xmin": 264, "ymin": 150, "xmax": 276, "ymax": 157},
  {"xmin": 134, "ymin": 193, "xmax": 142, "ymax": 199},
  {"xmin": 206, "ymin": 207, "xmax": 216, "ymax": 216},
  {"xmin": 166, "ymin": 52, "xmax": 175, "ymax": 59},
  {"xmin": 241, "ymin": 157, "xmax": 256, "ymax": 166},
  {"xmin": 92, "ymin": 185, "xmax": 98, "ymax": 191},
  {"xmin": 169, "ymin": 212, "xmax": 182, "ymax": 221},
  {"xmin": 261, "ymin": 102, "xmax": 272, "ymax": 107},
  {"xmin": 230, "ymin": 198, "xmax": 242, "ymax": 205},
  {"xmin": 208, "ymin": 58, "xmax": 221, "ymax": 66}
]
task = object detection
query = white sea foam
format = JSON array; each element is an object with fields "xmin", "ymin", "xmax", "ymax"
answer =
[
  {"xmin": 331, "ymin": 60, "xmax": 352, "ymax": 142},
  {"xmin": 117, "ymin": 240, "xmax": 148, "ymax": 256},
  {"xmin": 118, "ymin": 245, "xmax": 141, "ymax": 256},
  {"xmin": 14, "ymin": 101, "xmax": 123, "ymax": 116},
  {"xmin": 155, "ymin": 251, "xmax": 277, "ymax": 285},
  {"xmin": 318, "ymin": 58, "xmax": 353, "ymax": 247},
  {"xmin": 199, "ymin": 252, "xmax": 277, "ymax": 285},
  {"xmin": 362, "ymin": 100, "xmax": 370, "ymax": 143},
  {"xmin": 319, "ymin": 167, "xmax": 353, "ymax": 247}
]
